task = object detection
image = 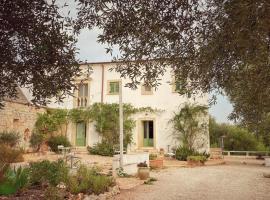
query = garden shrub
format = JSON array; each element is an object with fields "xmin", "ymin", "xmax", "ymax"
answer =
[
  {"xmin": 89, "ymin": 103, "xmax": 135, "ymax": 148},
  {"xmin": 29, "ymin": 160, "xmax": 69, "ymax": 186},
  {"xmin": 44, "ymin": 186, "xmax": 63, "ymax": 200},
  {"xmin": 87, "ymin": 142, "xmax": 115, "ymax": 157},
  {"xmin": 149, "ymin": 154, "xmax": 157, "ymax": 160},
  {"xmin": 187, "ymin": 155, "xmax": 207, "ymax": 164},
  {"xmin": 0, "ymin": 145, "xmax": 24, "ymax": 183},
  {"xmin": 0, "ymin": 131, "xmax": 21, "ymax": 147},
  {"xmin": 47, "ymin": 135, "xmax": 71, "ymax": 153},
  {"xmin": 66, "ymin": 165, "xmax": 114, "ymax": 195},
  {"xmin": 29, "ymin": 133, "xmax": 44, "ymax": 151},
  {"xmin": 0, "ymin": 166, "xmax": 30, "ymax": 195},
  {"xmin": 175, "ymin": 146, "xmax": 195, "ymax": 161},
  {"xmin": 0, "ymin": 145, "xmax": 24, "ymax": 164},
  {"xmin": 90, "ymin": 175, "xmax": 114, "ymax": 195},
  {"xmin": 35, "ymin": 109, "xmax": 69, "ymax": 135},
  {"xmin": 224, "ymin": 126, "xmax": 266, "ymax": 151},
  {"xmin": 169, "ymin": 104, "xmax": 208, "ymax": 152},
  {"xmin": 209, "ymin": 117, "xmax": 268, "ymax": 151}
]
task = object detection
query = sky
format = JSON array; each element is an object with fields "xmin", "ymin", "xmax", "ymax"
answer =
[{"xmin": 76, "ymin": 29, "xmax": 234, "ymax": 124}]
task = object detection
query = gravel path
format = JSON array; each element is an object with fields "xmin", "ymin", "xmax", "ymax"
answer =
[{"xmin": 113, "ymin": 165, "xmax": 270, "ymax": 200}]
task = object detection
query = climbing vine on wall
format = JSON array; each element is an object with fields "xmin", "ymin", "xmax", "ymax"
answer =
[
  {"xmin": 34, "ymin": 109, "xmax": 69, "ymax": 136},
  {"xmin": 33, "ymin": 103, "xmax": 159, "ymax": 148}
]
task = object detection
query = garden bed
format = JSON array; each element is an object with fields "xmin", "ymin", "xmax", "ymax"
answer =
[{"xmin": 0, "ymin": 160, "xmax": 117, "ymax": 200}]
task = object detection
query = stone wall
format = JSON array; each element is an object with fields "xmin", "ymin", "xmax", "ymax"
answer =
[{"xmin": 0, "ymin": 101, "xmax": 46, "ymax": 150}]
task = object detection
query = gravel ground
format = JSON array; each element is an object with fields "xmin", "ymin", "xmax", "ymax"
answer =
[{"xmin": 113, "ymin": 164, "xmax": 270, "ymax": 200}]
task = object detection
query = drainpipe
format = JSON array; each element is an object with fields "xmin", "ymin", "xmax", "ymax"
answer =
[{"xmin": 101, "ymin": 64, "xmax": 104, "ymax": 103}]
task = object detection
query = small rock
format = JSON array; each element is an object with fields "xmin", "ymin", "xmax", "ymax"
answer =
[
  {"xmin": 98, "ymin": 193, "xmax": 107, "ymax": 200},
  {"xmin": 76, "ymin": 193, "xmax": 84, "ymax": 200},
  {"xmin": 56, "ymin": 182, "xmax": 66, "ymax": 189}
]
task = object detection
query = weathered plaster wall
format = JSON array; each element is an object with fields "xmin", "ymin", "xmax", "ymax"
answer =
[
  {"xmin": 0, "ymin": 101, "xmax": 46, "ymax": 149},
  {"xmin": 48, "ymin": 63, "xmax": 210, "ymax": 153}
]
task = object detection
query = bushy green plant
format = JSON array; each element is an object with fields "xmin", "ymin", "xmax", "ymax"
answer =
[
  {"xmin": 66, "ymin": 165, "xmax": 114, "ymax": 195},
  {"xmin": 149, "ymin": 154, "xmax": 157, "ymax": 160},
  {"xmin": 44, "ymin": 186, "xmax": 63, "ymax": 200},
  {"xmin": 175, "ymin": 146, "xmax": 195, "ymax": 161},
  {"xmin": 35, "ymin": 109, "xmax": 69, "ymax": 135},
  {"xmin": 224, "ymin": 126, "xmax": 266, "ymax": 151},
  {"xmin": 0, "ymin": 166, "xmax": 30, "ymax": 195},
  {"xmin": 29, "ymin": 160, "xmax": 69, "ymax": 186},
  {"xmin": 187, "ymin": 155, "xmax": 207, "ymax": 163},
  {"xmin": 0, "ymin": 145, "xmax": 24, "ymax": 183},
  {"xmin": 0, "ymin": 131, "xmax": 21, "ymax": 147},
  {"xmin": 47, "ymin": 135, "xmax": 71, "ymax": 153},
  {"xmin": 29, "ymin": 133, "xmax": 45, "ymax": 152},
  {"xmin": 169, "ymin": 104, "xmax": 208, "ymax": 151},
  {"xmin": 89, "ymin": 103, "xmax": 135, "ymax": 148},
  {"xmin": 87, "ymin": 142, "xmax": 115, "ymax": 157},
  {"xmin": 90, "ymin": 175, "xmax": 114, "ymax": 195},
  {"xmin": 209, "ymin": 117, "xmax": 268, "ymax": 151}
]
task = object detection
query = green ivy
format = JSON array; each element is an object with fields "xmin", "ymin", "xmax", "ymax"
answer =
[
  {"xmin": 90, "ymin": 103, "xmax": 135, "ymax": 147},
  {"xmin": 34, "ymin": 103, "xmax": 158, "ymax": 148},
  {"xmin": 35, "ymin": 109, "xmax": 69, "ymax": 135}
]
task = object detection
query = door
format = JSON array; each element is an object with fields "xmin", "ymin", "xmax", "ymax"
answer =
[
  {"xmin": 143, "ymin": 120, "xmax": 154, "ymax": 147},
  {"xmin": 76, "ymin": 122, "xmax": 86, "ymax": 146}
]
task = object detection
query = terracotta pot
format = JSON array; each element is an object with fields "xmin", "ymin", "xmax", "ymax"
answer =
[
  {"xmin": 149, "ymin": 159, "xmax": 164, "ymax": 169},
  {"xmin": 137, "ymin": 167, "xmax": 150, "ymax": 180}
]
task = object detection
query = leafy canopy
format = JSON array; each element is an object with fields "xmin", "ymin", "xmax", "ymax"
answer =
[
  {"xmin": 0, "ymin": 0, "xmax": 80, "ymax": 107},
  {"xmin": 76, "ymin": 0, "xmax": 270, "ymax": 125}
]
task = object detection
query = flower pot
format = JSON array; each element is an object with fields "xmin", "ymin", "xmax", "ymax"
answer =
[
  {"xmin": 149, "ymin": 159, "xmax": 164, "ymax": 169},
  {"xmin": 137, "ymin": 167, "xmax": 150, "ymax": 180}
]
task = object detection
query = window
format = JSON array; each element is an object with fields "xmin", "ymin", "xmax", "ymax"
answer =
[
  {"xmin": 77, "ymin": 83, "xmax": 88, "ymax": 107},
  {"xmin": 141, "ymin": 84, "xmax": 153, "ymax": 95},
  {"xmin": 172, "ymin": 76, "xmax": 186, "ymax": 93},
  {"xmin": 108, "ymin": 81, "xmax": 120, "ymax": 94}
]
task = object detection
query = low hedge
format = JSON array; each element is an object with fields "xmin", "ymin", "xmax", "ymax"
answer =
[
  {"xmin": 187, "ymin": 155, "xmax": 207, "ymax": 164},
  {"xmin": 87, "ymin": 142, "xmax": 115, "ymax": 157},
  {"xmin": 175, "ymin": 146, "xmax": 196, "ymax": 161},
  {"xmin": 47, "ymin": 135, "xmax": 71, "ymax": 153}
]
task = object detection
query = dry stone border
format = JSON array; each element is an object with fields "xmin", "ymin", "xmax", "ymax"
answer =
[{"xmin": 83, "ymin": 185, "xmax": 120, "ymax": 200}]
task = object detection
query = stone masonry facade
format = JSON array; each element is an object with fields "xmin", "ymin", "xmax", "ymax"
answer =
[{"xmin": 0, "ymin": 100, "xmax": 45, "ymax": 150}]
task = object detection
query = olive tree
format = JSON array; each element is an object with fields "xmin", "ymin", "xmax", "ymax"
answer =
[
  {"xmin": 76, "ymin": 0, "xmax": 270, "ymax": 126},
  {"xmin": 0, "ymin": 0, "xmax": 80, "ymax": 107}
]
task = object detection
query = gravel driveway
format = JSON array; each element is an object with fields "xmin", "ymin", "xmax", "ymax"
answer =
[{"xmin": 113, "ymin": 164, "xmax": 270, "ymax": 200}]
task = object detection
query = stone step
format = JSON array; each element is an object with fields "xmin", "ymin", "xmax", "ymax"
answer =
[{"xmin": 72, "ymin": 147, "xmax": 88, "ymax": 154}]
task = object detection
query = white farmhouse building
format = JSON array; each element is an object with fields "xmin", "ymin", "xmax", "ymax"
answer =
[{"xmin": 48, "ymin": 61, "xmax": 210, "ymax": 153}]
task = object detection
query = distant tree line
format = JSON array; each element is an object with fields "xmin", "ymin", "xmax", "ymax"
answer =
[{"xmin": 209, "ymin": 117, "xmax": 269, "ymax": 151}]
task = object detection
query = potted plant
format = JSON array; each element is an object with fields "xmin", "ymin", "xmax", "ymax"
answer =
[
  {"xmin": 137, "ymin": 161, "xmax": 150, "ymax": 180},
  {"xmin": 187, "ymin": 155, "xmax": 207, "ymax": 167},
  {"xmin": 149, "ymin": 154, "xmax": 164, "ymax": 169}
]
